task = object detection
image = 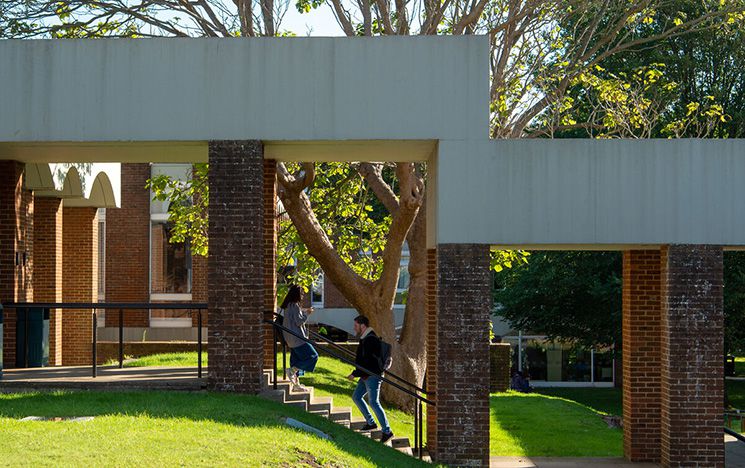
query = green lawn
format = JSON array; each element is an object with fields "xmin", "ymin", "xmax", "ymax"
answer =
[
  {"xmin": 490, "ymin": 391, "xmax": 622, "ymax": 457},
  {"xmin": 105, "ymin": 352, "xmax": 626, "ymax": 457},
  {"xmin": 105, "ymin": 352, "xmax": 206, "ymax": 367},
  {"xmin": 729, "ymin": 379, "xmax": 745, "ymax": 410},
  {"xmin": 0, "ymin": 390, "xmax": 428, "ymax": 467}
]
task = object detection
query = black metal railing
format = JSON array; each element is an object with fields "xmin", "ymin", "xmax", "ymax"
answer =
[
  {"xmin": 725, "ymin": 410, "xmax": 745, "ymax": 443},
  {"xmin": 2, "ymin": 302, "xmax": 207, "ymax": 379},
  {"xmin": 265, "ymin": 312, "xmax": 430, "ymax": 459}
]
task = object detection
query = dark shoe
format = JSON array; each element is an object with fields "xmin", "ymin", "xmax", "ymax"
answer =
[
  {"xmin": 381, "ymin": 431, "xmax": 394, "ymax": 444},
  {"xmin": 361, "ymin": 423, "xmax": 378, "ymax": 431}
]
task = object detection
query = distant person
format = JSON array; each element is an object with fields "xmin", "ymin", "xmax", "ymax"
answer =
[
  {"xmin": 346, "ymin": 315, "xmax": 394, "ymax": 444},
  {"xmin": 280, "ymin": 285, "xmax": 318, "ymax": 391},
  {"xmin": 511, "ymin": 370, "xmax": 532, "ymax": 393}
]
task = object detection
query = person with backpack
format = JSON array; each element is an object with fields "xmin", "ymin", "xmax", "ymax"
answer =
[
  {"xmin": 346, "ymin": 315, "xmax": 394, "ymax": 444},
  {"xmin": 280, "ymin": 285, "xmax": 318, "ymax": 391}
]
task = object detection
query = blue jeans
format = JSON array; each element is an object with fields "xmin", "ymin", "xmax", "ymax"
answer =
[
  {"xmin": 290, "ymin": 343, "xmax": 318, "ymax": 377},
  {"xmin": 352, "ymin": 375, "xmax": 391, "ymax": 434}
]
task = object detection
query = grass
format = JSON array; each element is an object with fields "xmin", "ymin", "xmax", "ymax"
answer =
[
  {"xmin": 0, "ymin": 390, "xmax": 429, "ymax": 467},
  {"xmin": 104, "ymin": 352, "xmax": 206, "ymax": 368},
  {"xmin": 729, "ymin": 379, "xmax": 745, "ymax": 410},
  {"xmin": 489, "ymin": 391, "xmax": 622, "ymax": 457},
  {"xmin": 105, "ymin": 352, "xmax": 626, "ymax": 457}
]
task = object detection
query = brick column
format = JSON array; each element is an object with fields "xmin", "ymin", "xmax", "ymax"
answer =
[
  {"xmin": 0, "ymin": 161, "xmax": 34, "ymax": 368},
  {"xmin": 660, "ymin": 245, "xmax": 724, "ymax": 468},
  {"xmin": 207, "ymin": 140, "xmax": 265, "ymax": 393},
  {"xmin": 62, "ymin": 207, "xmax": 98, "ymax": 366},
  {"xmin": 105, "ymin": 163, "xmax": 150, "ymax": 327},
  {"xmin": 34, "ymin": 197, "xmax": 64, "ymax": 366},
  {"xmin": 622, "ymin": 250, "xmax": 661, "ymax": 463},
  {"xmin": 263, "ymin": 159, "xmax": 277, "ymax": 370},
  {"xmin": 429, "ymin": 244, "xmax": 491, "ymax": 467},
  {"xmin": 425, "ymin": 248, "xmax": 439, "ymax": 456}
]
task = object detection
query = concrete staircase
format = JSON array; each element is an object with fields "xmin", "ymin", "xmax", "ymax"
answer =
[{"xmin": 260, "ymin": 369, "xmax": 429, "ymax": 462}]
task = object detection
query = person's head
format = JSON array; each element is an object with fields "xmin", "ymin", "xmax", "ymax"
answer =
[
  {"xmin": 353, "ymin": 315, "xmax": 370, "ymax": 336},
  {"xmin": 280, "ymin": 285, "xmax": 302, "ymax": 309}
]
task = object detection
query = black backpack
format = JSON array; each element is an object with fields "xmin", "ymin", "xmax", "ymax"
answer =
[{"xmin": 378, "ymin": 338, "xmax": 393, "ymax": 372}]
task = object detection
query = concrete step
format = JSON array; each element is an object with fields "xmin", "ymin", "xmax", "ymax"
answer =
[
  {"xmin": 329, "ymin": 407, "xmax": 352, "ymax": 422},
  {"xmin": 309, "ymin": 409, "xmax": 330, "ymax": 418},
  {"xmin": 308, "ymin": 397, "xmax": 333, "ymax": 413},
  {"xmin": 395, "ymin": 447, "xmax": 413, "ymax": 457},
  {"xmin": 391, "ymin": 437, "xmax": 410, "ymax": 449},
  {"xmin": 350, "ymin": 418, "xmax": 371, "ymax": 431}
]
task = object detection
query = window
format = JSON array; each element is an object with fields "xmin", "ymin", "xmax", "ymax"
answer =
[
  {"xmin": 311, "ymin": 274, "xmax": 324, "ymax": 307},
  {"xmin": 97, "ymin": 208, "xmax": 106, "ymax": 326},
  {"xmin": 394, "ymin": 253, "xmax": 409, "ymax": 308},
  {"xmin": 149, "ymin": 164, "xmax": 193, "ymax": 326}
]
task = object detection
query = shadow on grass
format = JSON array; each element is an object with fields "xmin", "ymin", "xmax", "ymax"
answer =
[{"xmin": 0, "ymin": 390, "xmax": 426, "ymax": 466}]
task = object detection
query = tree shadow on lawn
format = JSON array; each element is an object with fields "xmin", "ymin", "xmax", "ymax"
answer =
[
  {"xmin": 490, "ymin": 393, "xmax": 623, "ymax": 457},
  {"xmin": 0, "ymin": 390, "xmax": 426, "ymax": 467}
]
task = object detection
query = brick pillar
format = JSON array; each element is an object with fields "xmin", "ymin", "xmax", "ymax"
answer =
[
  {"xmin": 429, "ymin": 244, "xmax": 491, "ymax": 467},
  {"xmin": 207, "ymin": 140, "xmax": 265, "ymax": 393},
  {"xmin": 660, "ymin": 245, "xmax": 724, "ymax": 468},
  {"xmin": 263, "ymin": 159, "xmax": 277, "ymax": 370},
  {"xmin": 62, "ymin": 207, "xmax": 98, "ymax": 366},
  {"xmin": 425, "ymin": 248, "xmax": 438, "ymax": 456},
  {"xmin": 34, "ymin": 197, "xmax": 64, "ymax": 366},
  {"xmin": 105, "ymin": 163, "xmax": 150, "ymax": 327},
  {"xmin": 622, "ymin": 250, "xmax": 661, "ymax": 463},
  {"xmin": 0, "ymin": 161, "xmax": 34, "ymax": 368}
]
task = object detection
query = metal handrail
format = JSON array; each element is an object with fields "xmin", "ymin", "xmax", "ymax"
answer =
[
  {"xmin": 266, "ymin": 316, "xmax": 428, "ymax": 458},
  {"xmin": 2, "ymin": 302, "xmax": 207, "ymax": 379},
  {"xmin": 266, "ymin": 318, "xmax": 433, "ymax": 405},
  {"xmin": 270, "ymin": 312, "xmax": 428, "ymax": 394}
]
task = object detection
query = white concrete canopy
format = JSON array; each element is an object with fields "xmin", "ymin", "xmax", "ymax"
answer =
[
  {"xmin": 431, "ymin": 138, "xmax": 745, "ymax": 249},
  {"xmin": 2, "ymin": 37, "xmax": 745, "ymax": 247}
]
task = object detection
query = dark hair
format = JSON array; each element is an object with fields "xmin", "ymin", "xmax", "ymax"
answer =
[
  {"xmin": 280, "ymin": 285, "xmax": 302, "ymax": 309},
  {"xmin": 354, "ymin": 315, "xmax": 370, "ymax": 327}
]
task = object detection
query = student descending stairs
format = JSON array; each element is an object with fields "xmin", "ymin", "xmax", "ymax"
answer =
[{"xmin": 259, "ymin": 368, "xmax": 430, "ymax": 462}]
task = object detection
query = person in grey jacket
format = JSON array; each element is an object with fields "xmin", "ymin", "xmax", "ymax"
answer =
[{"xmin": 280, "ymin": 285, "xmax": 319, "ymax": 390}]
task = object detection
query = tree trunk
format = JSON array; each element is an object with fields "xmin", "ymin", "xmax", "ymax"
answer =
[
  {"xmin": 276, "ymin": 161, "xmax": 426, "ymax": 412},
  {"xmin": 381, "ymin": 201, "xmax": 427, "ymax": 411}
]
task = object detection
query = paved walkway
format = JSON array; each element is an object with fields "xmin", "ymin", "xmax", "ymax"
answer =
[
  {"xmin": 491, "ymin": 437, "xmax": 745, "ymax": 468},
  {"xmin": 490, "ymin": 457, "xmax": 657, "ymax": 468},
  {"xmin": 0, "ymin": 365, "xmax": 206, "ymax": 391}
]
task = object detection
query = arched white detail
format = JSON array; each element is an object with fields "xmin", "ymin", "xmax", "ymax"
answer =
[
  {"xmin": 24, "ymin": 163, "xmax": 55, "ymax": 191},
  {"xmin": 64, "ymin": 171, "xmax": 118, "ymax": 208}
]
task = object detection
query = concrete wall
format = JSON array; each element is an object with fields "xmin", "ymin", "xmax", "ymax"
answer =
[
  {"xmin": 0, "ymin": 37, "xmax": 487, "ymax": 143},
  {"xmin": 433, "ymin": 139, "xmax": 745, "ymax": 248}
]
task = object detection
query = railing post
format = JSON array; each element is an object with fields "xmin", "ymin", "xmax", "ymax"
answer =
[
  {"xmin": 197, "ymin": 309, "xmax": 203, "ymax": 379},
  {"xmin": 92, "ymin": 309, "xmax": 97, "ymax": 378},
  {"xmin": 118, "ymin": 308, "xmax": 124, "ymax": 369},
  {"xmin": 273, "ymin": 325, "xmax": 278, "ymax": 390},
  {"xmin": 414, "ymin": 393, "xmax": 419, "ymax": 458},
  {"xmin": 24, "ymin": 308, "xmax": 29, "ymax": 368},
  {"xmin": 418, "ymin": 398, "xmax": 423, "ymax": 458}
]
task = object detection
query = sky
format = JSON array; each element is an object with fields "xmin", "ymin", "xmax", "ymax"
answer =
[{"xmin": 279, "ymin": 3, "xmax": 345, "ymax": 36}]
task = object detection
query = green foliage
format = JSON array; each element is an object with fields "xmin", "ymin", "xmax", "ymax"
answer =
[
  {"xmin": 725, "ymin": 252, "xmax": 745, "ymax": 355},
  {"xmin": 493, "ymin": 251, "xmax": 622, "ymax": 349},
  {"xmin": 279, "ymin": 162, "xmax": 393, "ymax": 291},
  {"xmin": 146, "ymin": 164, "xmax": 209, "ymax": 257}
]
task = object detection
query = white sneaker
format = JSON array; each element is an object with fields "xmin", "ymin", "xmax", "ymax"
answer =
[{"xmin": 285, "ymin": 368, "xmax": 298, "ymax": 384}]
